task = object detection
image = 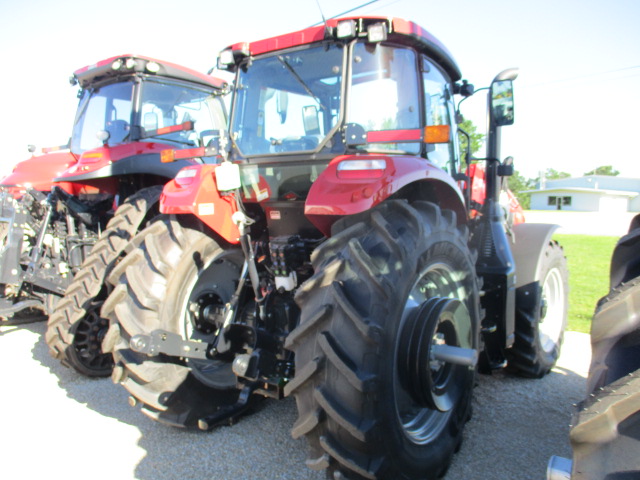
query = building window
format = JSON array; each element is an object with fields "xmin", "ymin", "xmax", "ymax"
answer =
[{"xmin": 548, "ymin": 196, "xmax": 572, "ymax": 208}]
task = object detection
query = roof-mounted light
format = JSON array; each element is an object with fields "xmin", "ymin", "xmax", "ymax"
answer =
[
  {"xmin": 367, "ymin": 23, "xmax": 388, "ymax": 43},
  {"xmin": 111, "ymin": 59, "xmax": 123, "ymax": 70},
  {"xmin": 336, "ymin": 19, "xmax": 357, "ymax": 39},
  {"xmin": 218, "ymin": 49, "xmax": 235, "ymax": 67},
  {"xmin": 125, "ymin": 58, "xmax": 136, "ymax": 69},
  {"xmin": 146, "ymin": 61, "xmax": 160, "ymax": 73}
]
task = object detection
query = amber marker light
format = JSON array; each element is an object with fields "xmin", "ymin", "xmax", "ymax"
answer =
[
  {"xmin": 424, "ymin": 125, "xmax": 451, "ymax": 144},
  {"xmin": 160, "ymin": 149, "xmax": 175, "ymax": 163}
]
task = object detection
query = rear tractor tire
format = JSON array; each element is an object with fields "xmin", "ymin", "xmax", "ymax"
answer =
[
  {"xmin": 285, "ymin": 200, "xmax": 481, "ymax": 480},
  {"xmin": 101, "ymin": 215, "xmax": 243, "ymax": 428},
  {"xmin": 45, "ymin": 186, "xmax": 162, "ymax": 377},
  {"xmin": 588, "ymin": 276, "xmax": 640, "ymax": 394}
]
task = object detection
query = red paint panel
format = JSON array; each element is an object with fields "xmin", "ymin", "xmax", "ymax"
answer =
[
  {"xmin": 305, "ymin": 154, "xmax": 465, "ymax": 236},
  {"xmin": 0, "ymin": 151, "xmax": 78, "ymax": 196},
  {"xmin": 161, "ymin": 164, "xmax": 241, "ymax": 244},
  {"xmin": 366, "ymin": 129, "xmax": 422, "ymax": 143}
]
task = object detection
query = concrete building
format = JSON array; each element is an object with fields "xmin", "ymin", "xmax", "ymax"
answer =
[{"xmin": 528, "ymin": 175, "xmax": 640, "ymax": 212}]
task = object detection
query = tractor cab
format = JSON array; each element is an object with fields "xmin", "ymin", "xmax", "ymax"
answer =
[
  {"xmin": 211, "ymin": 17, "xmax": 475, "ymax": 238},
  {"xmin": 69, "ymin": 58, "xmax": 227, "ymax": 154}
]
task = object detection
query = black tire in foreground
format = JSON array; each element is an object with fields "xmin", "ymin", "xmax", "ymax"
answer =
[
  {"xmin": 569, "ymin": 368, "xmax": 640, "ymax": 479},
  {"xmin": 506, "ymin": 240, "xmax": 568, "ymax": 378},
  {"xmin": 45, "ymin": 186, "xmax": 162, "ymax": 377},
  {"xmin": 285, "ymin": 200, "xmax": 481, "ymax": 480},
  {"xmin": 101, "ymin": 215, "xmax": 242, "ymax": 428},
  {"xmin": 587, "ymin": 276, "xmax": 640, "ymax": 394}
]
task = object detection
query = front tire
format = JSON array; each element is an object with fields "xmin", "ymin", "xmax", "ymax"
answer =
[
  {"xmin": 285, "ymin": 200, "xmax": 480, "ymax": 480},
  {"xmin": 507, "ymin": 240, "xmax": 568, "ymax": 377},
  {"xmin": 45, "ymin": 186, "xmax": 162, "ymax": 377},
  {"xmin": 101, "ymin": 215, "xmax": 242, "ymax": 428}
]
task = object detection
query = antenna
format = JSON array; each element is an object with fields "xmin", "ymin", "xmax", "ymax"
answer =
[
  {"xmin": 314, "ymin": 0, "xmax": 329, "ymax": 33},
  {"xmin": 310, "ymin": 0, "xmax": 380, "ymax": 27}
]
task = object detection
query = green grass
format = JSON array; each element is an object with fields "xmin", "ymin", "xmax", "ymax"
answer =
[{"xmin": 554, "ymin": 234, "xmax": 619, "ymax": 333}]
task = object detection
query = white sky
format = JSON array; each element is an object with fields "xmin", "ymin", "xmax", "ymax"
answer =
[{"xmin": 1, "ymin": 0, "xmax": 638, "ymax": 180}]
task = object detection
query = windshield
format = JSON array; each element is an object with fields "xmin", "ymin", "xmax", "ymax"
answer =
[
  {"xmin": 71, "ymin": 81, "xmax": 134, "ymax": 154},
  {"xmin": 138, "ymin": 79, "xmax": 226, "ymax": 147},
  {"xmin": 230, "ymin": 44, "xmax": 344, "ymax": 156},
  {"xmin": 70, "ymin": 79, "xmax": 226, "ymax": 154}
]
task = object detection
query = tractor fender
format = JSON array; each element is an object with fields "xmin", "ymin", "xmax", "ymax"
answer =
[
  {"xmin": 2, "ymin": 151, "xmax": 78, "ymax": 196},
  {"xmin": 160, "ymin": 164, "xmax": 240, "ymax": 245},
  {"xmin": 511, "ymin": 222, "xmax": 559, "ymax": 288},
  {"xmin": 304, "ymin": 154, "xmax": 466, "ymax": 237},
  {"xmin": 609, "ymin": 213, "xmax": 640, "ymax": 289},
  {"xmin": 54, "ymin": 153, "xmax": 192, "ymax": 183}
]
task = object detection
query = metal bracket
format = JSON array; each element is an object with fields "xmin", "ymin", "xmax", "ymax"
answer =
[{"xmin": 129, "ymin": 330, "xmax": 210, "ymax": 359}]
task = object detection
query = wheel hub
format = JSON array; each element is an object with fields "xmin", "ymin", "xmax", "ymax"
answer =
[
  {"xmin": 398, "ymin": 297, "xmax": 476, "ymax": 412},
  {"xmin": 188, "ymin": 292, "xmax": 225, "ymax": 335},
  {"xmin": 74, "ymin": 302, "xmax": 113, "ymax": 371}
]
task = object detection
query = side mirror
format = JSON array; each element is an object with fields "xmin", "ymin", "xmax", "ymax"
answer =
[
  {"xmin": 302, "ymin": 105, "xmax": 320, "ymax": 135},
  {"xmin": 277, "ymin": 91, "xmax": 288, "ymax": 123},
  {"xmin": 144, "ymin": 112, "xmax": 159, "ymax": 131},
  {"xmin": 96, "ymin": 130, "xmax": 110, "ymax": 145},
  {"xmin": 491, "ymin": 80, "xmax": 515, "ymax": 127}
]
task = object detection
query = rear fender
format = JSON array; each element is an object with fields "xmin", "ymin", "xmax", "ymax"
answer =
[
  {"xmin": 160, "ymin": 164, "xmax": 240, "ymax": 244},
  {"xmin": 610, "ymin": 214, "xmax": 640, "ymax": 288},
  {"xmin": 511, "ymin": 222, "xmax": 560, "ymax": 288},
  {"xmin": 304, "ymin": 154, "xmax": 466, "ymax": 236}
]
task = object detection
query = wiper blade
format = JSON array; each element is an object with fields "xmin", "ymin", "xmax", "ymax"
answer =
[{"xmin": 277, "ymin": 56, "xmax": 326, "ymax": 111}]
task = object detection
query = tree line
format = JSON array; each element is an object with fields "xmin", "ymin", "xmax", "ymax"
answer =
[{"xmin": 458, "ymin": 120, "xmax": 620, "ymax": 210}]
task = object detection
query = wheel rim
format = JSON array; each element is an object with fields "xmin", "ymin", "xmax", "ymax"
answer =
[
  {"xmin": 539, "ymin": 267, "xmax": 565, "ymax": 354},
  {"xmin": 394, "ymin": 262, "xmax": 474, "ymax": 445},
  {"xmin": 73, "ymin": 300, "xmax": 113, "ymax": 372},
  {"xmin": 180, "ymin": 251, "xmax": 242, "ymax": 389}
]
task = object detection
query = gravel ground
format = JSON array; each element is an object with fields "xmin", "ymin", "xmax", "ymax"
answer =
[{"xmin": 0, "ymin": 321, "xmax": 589, "ymax": 480}]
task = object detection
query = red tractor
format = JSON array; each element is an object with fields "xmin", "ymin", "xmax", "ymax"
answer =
[
  {"xmin": 103, "ymin": 18, "xmax": 569, "ymax": 479},
  {"xmin": 0, "ymin": 54, "xmax": 229, "ymax": 378}
]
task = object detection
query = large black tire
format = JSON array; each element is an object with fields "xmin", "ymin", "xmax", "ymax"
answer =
[
  {"xmin": 569, "ymin": 368, "xmax": 640, "ymax": 479},
  {"xmin": 506, "ymin": 240, "xmax": 568, "ymax": 378},
  {"xmin": 101, "ymin": 215, "xmax": 242, "ymax": 428},
  {"xmin": 45, "ymin": 186, "xmax": 162, "ymax": 377},
  {"xmin": 567, "ymin": 278, "xmax": 640, "ymax": 478},
  {"xmin": 587, "ymin": 276, "xmax": 640, "ymax": 394},
  {"xmin": 285, "ymin": 200, "xmax": 481, "ymax": 480}
]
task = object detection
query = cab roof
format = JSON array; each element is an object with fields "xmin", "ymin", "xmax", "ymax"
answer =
[
  {"xmin": 225, "ymin": 16, "xmax": 462, "ymax": 81},
  {"xmin": 72, "ymin": 54, "xmax": 227, "ymax": 91}
]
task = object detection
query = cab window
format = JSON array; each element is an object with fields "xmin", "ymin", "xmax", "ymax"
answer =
[
  {"xmin": 348, "ymin": 43, "xmax": 421, "ymax": 154},
  {"xmin": 422, "ymin": 57, "xmax": 456, "ymax": 171}
]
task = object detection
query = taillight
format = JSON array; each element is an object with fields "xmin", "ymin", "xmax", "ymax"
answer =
[
  {"xmin": 336, "ymin": 159, "xmax": 386, "ymax": 179},
  {"xmin": 174, "ymin": 168, "xmax": 198, "ymax": 187}
]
